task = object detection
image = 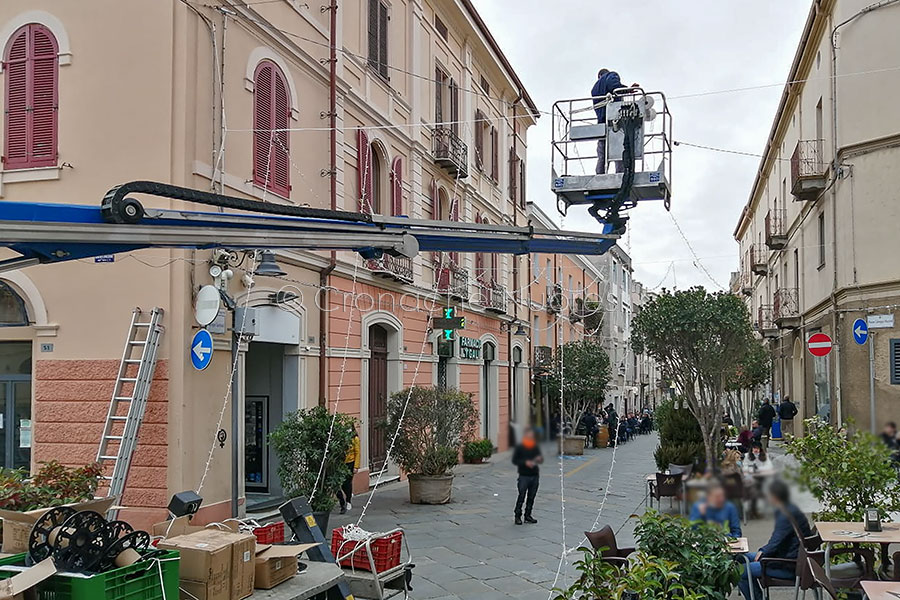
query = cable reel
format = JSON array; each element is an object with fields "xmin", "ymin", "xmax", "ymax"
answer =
[
  {"xmin": 98, "ymin": 530, "xmax": 151, "ymax": 572},
  {"xmin": 51, "ymin": 511, "xmax": 109, "ymax": 572},
  {"xmin": 27, "ymin": 506, "xmax": 76, "ymax": 564}
]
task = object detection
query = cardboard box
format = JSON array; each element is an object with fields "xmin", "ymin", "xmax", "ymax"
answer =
[
  {"xmin": 159, "ymin": 528, "xmax": 256, "ymax": 600},
  {"xmin": 253, "ymin": 543, "xmax": 317, "ymax": 589},
  {"xmin": 0, "ymin": 497, "xmax": 117, "ymax": 554},
  {"xmin": 0, "ymin": 558, "xmax": 57, "ymax": 600}
]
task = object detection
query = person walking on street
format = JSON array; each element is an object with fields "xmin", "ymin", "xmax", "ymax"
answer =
[
  {"xmin": 778, "ymin": 396, "xmax": 797, "ymax": 438},
  {"xmin": 758, "ymin": 399, "xmax": 776, "ymax": 450},
  {"xmin": 338, "ymin": 429, "xmax": 360, "ymax": 514},
  {"xmin": 512, "ymin": 428, "xmax": 543, "ymax": 525}
]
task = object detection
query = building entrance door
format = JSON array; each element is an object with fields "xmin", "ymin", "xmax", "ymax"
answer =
[
  {"xmin": 368, "ymin": 326, "xmax": 388, "ymax": 472},
  {"xmin": 0, "ymin": 342, "xmax": 32, "ymax": 471}
]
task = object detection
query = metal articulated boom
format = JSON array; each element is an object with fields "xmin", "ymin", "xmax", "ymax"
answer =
[{"xmin": 0, "ymin": 181, "xmax": 619, "ymax": 272}]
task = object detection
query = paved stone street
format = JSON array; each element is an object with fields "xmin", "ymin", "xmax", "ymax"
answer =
[{"xmin": 333, "ymin": 433, "xmax": 660, "ymax": 600}]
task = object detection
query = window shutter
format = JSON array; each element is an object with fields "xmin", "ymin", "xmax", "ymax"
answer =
[
  {"xmin": 271, "ymin": 67, "xmax": 291, "ymax": 197},
  {"xmin": 29, "ymin": 25, "xmax": 58, "ymax": 167},
  {"xmin": 891, "ymin": 339, "xmax": 900, "ymax": 385},
  {"xmin": 449, "ymin": 79, "xmax": 459, "ymax": 135},
  {"xmin": 508, "ymin": 146, "xmax": 518, "ymax": 201},
  {"xmin": 3, "ymin": 29, "xmax": 28, "ymax": 167},
  {"xmin": 378, "ymin": 2, "xmax": 389, "ymax": 79},
  {"xmin": 357, "ymin": 129, "xmax": 373, "ymax": 213},
  {"xmin": 430, "ymin": 179, "xmax": 440, "ymax": 219},
  {"xmin": 490, "ymin": 127, "xmax": 498, "ymax": 181},
  {"xmin": 449, "ymin": 195, "xmax": 460, "ymax": 265},
  {"xmin": 434, "ymin": 68, "xmax": 443, "ymax": 124},
  {"xmin": 367, "ymin": 0, "xmax": 378, "ymax": 71},
  {"xmin": 474, "ymin": 110, "xmax": 484, "ymax": 169},
  {"xmin": 520, "ymin": 159, "xmax": 527, "ymax": 208},
  {"xmin": 252, "ymin": 62, "xmax": 273, "ymax": 188},
  {"xmin": 390, "ymin": 156, "xmax": 403, "ymax": 216},
  {"xmin": 491, "ymin": 252, "xmax": 498, "ymax": 284}
]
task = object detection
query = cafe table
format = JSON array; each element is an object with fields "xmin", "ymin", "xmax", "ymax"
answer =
[
  {"xmin": 861, "ymin": 581, "xmax": 900, "ymax": 600},
  {"xmin": 815, "ymin": 521, "xmax": 900, "ymax": 579}
]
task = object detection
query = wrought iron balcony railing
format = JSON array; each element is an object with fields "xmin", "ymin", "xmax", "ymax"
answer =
[
  {"xmin": 791, "ymin": 139, "xmax": 827, "ymax": 200},
  {"xmin": 433, "ymin": 127, "xmax": 469, "ymax": 179},
  {"xmin": 364, "ymin": 254, "xmax": 414, "ymax": 284},
  {"xmin": 750, "ymin": 244, "xmax": 768, "ymax": 276},
  {"xmin": 477, "ymin": 280, "xmax": 508, "ymax": 314},
  {"xmin": 765, "ymin": 208, "xmax": 787, "ymax": 250},
  {"xmin": 434, "ymin": 262, "xmax": 469, "ymax": 300},
  {"xmin": 773, "ymin": 287, "xmax": 800, "ymax": 329},
  {"xmin": 756, "ymin": 305, "xmax": 778, "ymax": 337}
]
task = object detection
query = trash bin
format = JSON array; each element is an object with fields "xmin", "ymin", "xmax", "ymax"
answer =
[{"xmin": 771, "ymin": 417, "xmax": 782, "ymax": 441}]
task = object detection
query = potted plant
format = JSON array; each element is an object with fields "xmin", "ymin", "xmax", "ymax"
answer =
[
  {"xmin": 269, "ymin": 406, "xmax": 356, "ymax": 530},
  {"xmin": 0, "ymin": 461, "xmax": 103, "ymax": 511},
  {"xmin": 463, "ymin": 439, "xmax": 493, "ymax": 464},
  {"xmin": 383, "ymin": 386, "xmax": 477, "ymax": 504}
]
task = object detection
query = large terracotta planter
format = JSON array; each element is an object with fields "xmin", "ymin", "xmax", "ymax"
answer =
[
  {"xmin": 408, "ymin": 474, "xmax": 454, "ymax": 504},
  {"xmin": 595, "ymin": 428, "xmax": 610, "ymax": 448},
  {"xmin": 561, "ymin": 435, "xmax": 586, "ymax": 456}
]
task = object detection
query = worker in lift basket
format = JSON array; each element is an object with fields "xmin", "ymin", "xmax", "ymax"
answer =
[{"xmin": 591, "ymin": 68, "xmax": 638, "ymax": 174}]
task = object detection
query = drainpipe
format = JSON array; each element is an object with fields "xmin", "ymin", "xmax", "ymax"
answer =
[{"xmin": 318, "ymin": 0, "xmax": 339, "ymax": 408}]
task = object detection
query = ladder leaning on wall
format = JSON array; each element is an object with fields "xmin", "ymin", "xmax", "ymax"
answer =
[{"xmin": 96, "ymin": 307, "xmax": 165, "ymax": 515}]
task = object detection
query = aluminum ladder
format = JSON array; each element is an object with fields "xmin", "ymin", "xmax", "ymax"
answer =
[{"xmin": 96, "ymin": 307, "xmax": 165, "ymax": 512}]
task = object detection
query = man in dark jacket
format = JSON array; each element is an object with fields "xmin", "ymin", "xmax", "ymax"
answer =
[
  {"xmin": 778, "ymin": 396, "xmax": 798, "ymax": 438},
  {"xmin": 591, "ymin": 69, "xmax": 623, "ymax": 174},
  {"xmin": 758, "ymin": 399, "xmax": 776, "ymax": 448},
  {"xmin": 738, "ymin": 479, "xmax": 812, "ymax": 600},
  {"xmin": 512, "ymin": 428, "xmax": 543, "ymax": 525}
]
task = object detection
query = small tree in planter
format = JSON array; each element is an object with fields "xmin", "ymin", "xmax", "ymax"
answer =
[
  {"xmin": 546, "ymin": 339, "xmax": 611, "ymax": 455},
  {"xmin": 383, "ymin": 386, "xmax": 477, "ymax": 504},
  {"xmin": 269, "ymin": 406, "xmax": 356, "ymax": 522}
]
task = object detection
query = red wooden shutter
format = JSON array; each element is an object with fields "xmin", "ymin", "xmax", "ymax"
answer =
[
  {"xmin": 357, "ymin": 129, "xmax": 373, "ymax": 213},
  {"xmin": 3, "ymin": 25, "xmax": 58, "ymax": 169},
  {"xmin": 390, "ymin": 156, "xmax": 403, "ymax": 216},
  {"xmin": 252, "ymin": 62, "xmax": 273, "ymax": 189},
  {"xmin": 474, "ymin": 110, "xmax": 484, "ymax": 169},
  {"xmin": 271, "ymin": 67, "xmax": 291, "ymax": 197}
]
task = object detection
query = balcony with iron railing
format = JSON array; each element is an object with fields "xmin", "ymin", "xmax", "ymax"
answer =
[
  {"xmin": 476, "ymin": 280, "xmax": 508, "ymax": 314},
  {"xmin": 773, "ymin": 287, "xmax": 800, "ymax": 329},
  {"xmin": 363, "ymin": 254, "xmax": 414, "ymax": 284},
  {"xmin": 765, "ymin": 209, "xmax": 787, "ymax": 250},
  {"xmin": 434, "ymin": 262, "xmax": 469, "ymax": 300},
  {"xmin": 791, "ymin": 139, "xmax": 827, "ymax": 201},
  {"xmin": 756, "ymin": 305, "xmax": 778, "ymax": 338},
  {"xmin": 739, "ymin": 261, "xmax": 753, "ymax": 296},
  {"xmin": 750, "ymin": 244, "xmax": 768, "ymax": 276},
  {"xmin": 533, "ymin": 345, "xmax": 553, "ymax": 372},
  {"xmin": 546, "ymin": 283, "xmax": 563, "ymax": 314},
  {"xmin": 433, "ymin": 127, "xmax": 469, "ymax": 179}
]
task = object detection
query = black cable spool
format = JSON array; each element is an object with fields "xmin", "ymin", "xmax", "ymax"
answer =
[
  {"xmin": 51, "ymin": 510, "xmax": 109, "ymax": 572},
  {"xmin": 98, "ymin": 530, "xmax": 151, "ymax": 573},
  {"xmin": 27, "ymin": 506, "xmax": 76, "ymax": 564},
  {"xmin": 105, "ymin": 520, "xmax": 134, "ymax": 541}
]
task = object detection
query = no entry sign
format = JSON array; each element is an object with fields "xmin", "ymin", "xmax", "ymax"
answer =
[{"xmin": 807, "ymin": 332, "xmax": 833, "ymax": 357}]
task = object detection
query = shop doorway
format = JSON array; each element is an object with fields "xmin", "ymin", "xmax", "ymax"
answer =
[
  {"xmin": 0, "ymin": 343, "xmax": 32, "ymax": 471},
  {"xmin": 482, "ymin": 342, "xmax": 496, "ymax": 440},
  {"xmin": 368, "ymin": 325, "xmax": 388, "ymax": 472},
  {"xmin": 244, "ymin": 342, "xmax": 285, "ymax": 497}
]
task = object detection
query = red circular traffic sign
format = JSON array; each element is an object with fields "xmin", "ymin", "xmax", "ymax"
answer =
[{"xmin": 807, "ymin": 333, "xmax": 833, "ymax": 357}]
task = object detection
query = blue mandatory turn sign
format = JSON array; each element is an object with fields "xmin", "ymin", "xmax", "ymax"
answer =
[
  {"xmin": 190, "ymin": 329, "xmax": 214, "ymax": 370},
  {"xmin": 852, "ymin": 318, "xmax": 869, "ymax": 345}
]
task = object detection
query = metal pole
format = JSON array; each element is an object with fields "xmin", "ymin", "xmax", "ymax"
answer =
[
  {"xmin": 869, "ymin": 331, "xmax": 876, "ymax": 434},
  {"xmin": 231, "ymin": 326, "xmax": 240, "ymax": 517}
]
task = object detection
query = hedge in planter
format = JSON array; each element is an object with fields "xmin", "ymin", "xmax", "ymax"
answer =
[
  {"xmin": 0, "ymin": 461, "xmax": 103, "ymax": 511},
  {"xmin": 382, "ymin": 386, "xmax": 477, "ymax": 504},
  {"xmin": 269, "ymin": 406, "xmax": 356, "ymax": 514},
  {"xmin": 463, "ymin": 439, "xmax": 493, "ymax": 464}
]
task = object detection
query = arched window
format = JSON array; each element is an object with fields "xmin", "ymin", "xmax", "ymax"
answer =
[
  {"xmin": 253, "ymin": 60, "xmax": 290, "ymax": 197},
  {"xmin": 3, "ymin": 24, "xmax": 58, "ymax": 170},
  {"xmin": 370, "ymin": 147, "xmax": 383, "ymax": 214},
  {"xmin": 0, "ymin": 282, "xmax": 29, "ymax": 326}
]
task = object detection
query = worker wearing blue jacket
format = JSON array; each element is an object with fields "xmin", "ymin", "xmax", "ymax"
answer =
[{"xmin": 591, "ymin": 69, "xmax": 635, "ymax": 174}]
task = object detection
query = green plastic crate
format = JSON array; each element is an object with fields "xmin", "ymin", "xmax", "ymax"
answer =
[{"xmin": 0, "ymin": 550, "xmax": 179, "ymax": 600}]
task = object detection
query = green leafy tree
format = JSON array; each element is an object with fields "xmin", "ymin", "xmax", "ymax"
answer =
[
  {"xmin": 634, "ymin": 510, "xmax": 741, "ymax": 600},
  {"xmin": 631, "ymin": 287, "xmax": 754, "ymax": 470},
  {"xmin": 382, "ymin": 386, "xmax": 478, "ymax": 477},
  {"xmin": 786, "ymin": 419, "xmax": 900, "ymax": 521},
  {"xmin": 726, "ymin": 339, "xmax": 771, "ymax": 422},
  {"xmin": 546, "ymin": 338, "xmax": 611, "ymax": 433},
  {"xmin": 269, "ymin": 406, "xmax": 356, "ymax": 512}
]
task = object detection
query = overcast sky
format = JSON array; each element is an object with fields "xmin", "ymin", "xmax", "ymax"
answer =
[{"xmin": 476, "ymin": 0, "xmax": 811, "ymax": 291}]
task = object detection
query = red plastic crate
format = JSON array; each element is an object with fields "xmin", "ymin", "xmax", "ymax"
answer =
[
  {"xmin": 253, "ymin": 521, "xmax": 285, "ymax": 545},
  {"xmin": 330, "ymin": 528, "xmax": 402, "ymax": 573}
]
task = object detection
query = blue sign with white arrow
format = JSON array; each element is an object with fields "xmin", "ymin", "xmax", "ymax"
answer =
[
  {"xmin": 852, "ymin": 318, "xmax": 869, "ymax": 345},
  {"xmin": 191, "ymin": 329, "xmax": 213, "ymax": 370}
]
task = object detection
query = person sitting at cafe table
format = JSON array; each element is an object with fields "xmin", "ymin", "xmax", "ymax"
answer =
[
  {"xmin": 737, "ymin": 479, "xmax": 812, "ymax": 600},
  {"xmin": 688, "ymin": 478, "xmax": 741, "ymax": 537}
]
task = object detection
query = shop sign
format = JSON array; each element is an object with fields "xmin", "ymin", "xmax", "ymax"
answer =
[{"xmin": 459, "ymin": 336, "xmax": 481, "ymax": 360}]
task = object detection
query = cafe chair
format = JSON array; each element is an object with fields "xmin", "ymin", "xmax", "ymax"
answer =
[
  {"xmin": 584, "ymin": 525, "xmax": 636, "ymax": 569},
  {"xmin": 758, "ymin": 557, "xmax": 801, "ymax": 600},
  {"xmin": 720, "ymin": 471, "xmax": 747, "ymax": 524},
  {"xmin": 648, "ymin": 472, "xmax": 683, "ymax": 514},
  {"xmin": 806, "ymin": 557, "xmax": 840, "ymax": 600}
]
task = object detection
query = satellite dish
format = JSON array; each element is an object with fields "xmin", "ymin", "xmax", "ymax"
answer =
[{"xmin": 195, "ymin": 285, "xmax": 221, "ymax": 327}]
